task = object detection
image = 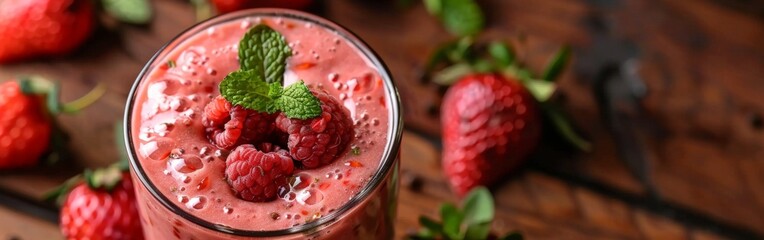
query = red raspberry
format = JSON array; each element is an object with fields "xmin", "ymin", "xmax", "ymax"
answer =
[
  {"xmin": 202, "ymin": 96, "xmax": 275, "ymax": 149},
  {"xmin": 275, "ymin": 89, "xmax": 353, "ymax": 169},
  {"xmin": 225, "ymin": 143, "xmax": 294, "ymax": 202}
]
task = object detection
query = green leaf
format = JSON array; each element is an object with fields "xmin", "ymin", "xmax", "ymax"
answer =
[
  {"xmin": 425, "ymin": 41, "xmax": 459, "ymax": 73},
  {"xmin": 489, "ymin": 41, "xmax": 514, "ymax": 68},
  {"xmin": 219, "ymin": 69, "xmax": 280, "ymax": 113},
  {"xmin": 524, "ymin": 80, "xmax": 556, "ymax": 102},
  {"xmin": 472, "ymin": 59, "xmax": 494, "ymax": 73},
  {"xmin": 440, "ymin": 203, "xmax": 463, "ymax": 239},
  {"xmin": 275, "ymin": 81, "xmax": 322, "ymax": 119},
  {"xmin": 544, "ymin": 104, "xmax": 592, "ymax": 151},
  {"xmin": 441, "ymin": 0, "xmax": 484, "ymax": 37},
  {"xmin": 42, "ymin": 174, "xmax": 83, "ymax": 207},
  {"xmin": 432, "ymin": 63, "xmax": 473, "ymax": 86},
  {"xmin": 541, "ymin": 46, "xmax": 570, "ymax": 82},
  {"xmin": 464, "ymin": 221, "xmax": 491, "ymax": 240},
  {"xmin": 462, "ymin": 187, "xmax": 494, "ymax": 232},
  {"xmin": 84, "ymin": 165, "xmax": 123, "ymax": 191},
  {"xmin": 419, "ymin": 216, "xmax": 443, "ymax": 233},
  {"xmin": 500, "ymin": 232, "xmax": 524, "ymax": 240},
  {"xmin": 101, "ymin": 0, "xmax": 152, "ymax": 24},
  {"xmin": 239, "ymin": 25, "xmax": 292, "ymax": 84},
  {"xmin": 424, "ymin": 0, "xmax": 442, "ymax": 16}
]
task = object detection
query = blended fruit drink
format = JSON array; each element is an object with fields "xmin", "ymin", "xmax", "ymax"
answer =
[{"xmin": 125, "ymin": 9, "xmax": 401, "ymax": 239}]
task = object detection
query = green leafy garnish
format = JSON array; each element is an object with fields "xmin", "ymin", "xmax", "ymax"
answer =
[
  {"xmin": 408, "ymin": 187, "xmax": 522, "ymax": 240},
  {"xmin": 276, "ymin": 82, "xmax": 323, "ymax": 119},
  {"xmin": 426, "ymin": 0, "xmax": 484, "ymax": 37},
  {"xmin": 220, "ymin": 69, "xmax": 281, "ymax": 113},
  {"xmin": 239, "ymin": 25, "xmax": 293, "ymax": 84},
  {"xmin": 220, "ymin": 24, "xmax": 321, "ymax": 119},
  {"xmin": 101, "ymin": 0, "xmax": 152, "ymax": 24}
]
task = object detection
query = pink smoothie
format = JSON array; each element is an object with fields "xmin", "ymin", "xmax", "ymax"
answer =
[{"xmin": 129, "ymin": 12, "xmax": 393, "ymax": 238}]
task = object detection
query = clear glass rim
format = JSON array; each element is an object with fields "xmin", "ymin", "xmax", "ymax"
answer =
[{"xmin": 123, "ymin": 8, "xmax": 403, "ymax": 237}]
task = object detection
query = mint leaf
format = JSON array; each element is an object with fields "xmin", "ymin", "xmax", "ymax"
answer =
[
  {"xmin": 275, "ymin": 81, "xmax": 322, "ymax": 119},
  {"xmin": 239, "ymin": 25, "xmax": 292, "ymax": 84},
  {"xmin": 441, "ymin": 0, "xmax": 484, "ymax": 37},
  {"xmin": 418, "ymin": 216, "xmax": 443, "ymax": 237},
  {"xmin": 464, "ymin": 221, "xmax": 492, "ymax": 239},
  {"xmin": 101, "ymin": 0, "xmax": 152, "ymax": 24},
  {"xmin": 462, "ymin": 187, "xmax": 494, "ymax": 239},
  {"xmin": 440, "ymin": 203, "xmax": 463, "ymax": 239},
  {"xmin": 462, "ymin": 187, "xmax": 494, "ymax": 228},
  {"xmin": 219, "ymin": 69, "xmax": 280, "ymax": 113}
]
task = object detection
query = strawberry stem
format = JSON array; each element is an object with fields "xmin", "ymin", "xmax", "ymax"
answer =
[
  {"xmin": 60, "ymin": 83, "xmax": 106, "ymax": 114},
  {"xmin": 544, "ymin": 104, "xmax": 592, "ymax": 151}
]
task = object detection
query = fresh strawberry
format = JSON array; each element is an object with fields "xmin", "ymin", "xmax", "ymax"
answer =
[
  {"xmin": 209, "ymin": 0, "xmax": 313, "ymax": 14},
  {"xmin": 429, "ymin": 38, "xmax": 589, "ymax": 196},
  {"xmin": 0, "ymin": 81, "xmax": 52, "ymax": 169},
  {"xmin": 441, "ymin": 74, "xmax": 541, "ymax": 196},
  {"xmin": 0, "ymin": 0, "xmax": 95, "ymax": 63},
  {"xmin": 0, "ymin": 78, "xmax": 103, "ymax": 169},
  {"xmin": 58, "ymin": 166, "xmax": 144, "ymax": 240}
]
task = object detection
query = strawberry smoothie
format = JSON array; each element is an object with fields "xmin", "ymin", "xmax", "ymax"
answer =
[{"xmin": 125, "ymin": 10, "xmax": 401, "ymax": 239}]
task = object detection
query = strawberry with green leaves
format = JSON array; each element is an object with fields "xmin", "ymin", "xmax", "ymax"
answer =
[
  {"xmin": 48, "ymin": 162, "xmax": 144, "ymax": 240},
  {"xmin": 408, "ymin": 187, "xmax": 523, "ymax": 240},
  {"xmin": 435, "ymin": 40, "xmax": 590, "ymax": 196},
  {"xmin": 424, "ymin": 0, "xmax": 589, "ymax": 196},
  {"xmin": 0, "ymin": 77, "xmax": 104, "ymax": 169}
]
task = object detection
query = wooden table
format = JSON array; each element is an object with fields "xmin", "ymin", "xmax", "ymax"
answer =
[{"xmin": 1, "ymin": 0, "xmax": 763, "ymax": 239}]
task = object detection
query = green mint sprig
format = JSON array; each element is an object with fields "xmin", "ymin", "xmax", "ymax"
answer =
[
  {"xmin": 408, "ymin": 187, "xmax": 523, "ymax": 240},
  {"xmin": 220, "ymin": 24, "xmax": 322, "ymax": 120}
]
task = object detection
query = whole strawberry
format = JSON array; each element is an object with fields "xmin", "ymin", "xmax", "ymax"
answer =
[
  {"xmin": 430, "ymin": 39, "xmax": 589, "ymax": 196},
  {"xmin": 441, "ymin": 74, "xmax": 541, "ymax": 196},
  {"xmin": 59, "ymin": 169, "xmax": 144, "ymax": 240},
  {"xmin": 0, "ymin": 0, "xmax": 95, "ymax": 63},
  {"xmin": 0, "ymin": 78, "xmax": 102, "ymax": 169},
  {"xmin": 0, "ymin": 81, "xmax": 52, "ymax": 169}
]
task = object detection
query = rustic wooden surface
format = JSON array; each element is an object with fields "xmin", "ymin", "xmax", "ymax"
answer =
[{"xmin": 0, "ymin": 0, "xmax": 762, "ymax": 239}]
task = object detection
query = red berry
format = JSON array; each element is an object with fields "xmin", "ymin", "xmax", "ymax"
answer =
[
  {"xmin": 0, "ymin": 81, "xmax": 52, "ymax": 169},
  {"xmin": 275, "ymin": 89, "xmax": 353, "ymax": 169},
  {"xmin": 0, "ymin": 0, "xmax": 94, "ymax": 63},
  {"xmin": 225, "ymin": 143, "xmax": 295, "ymax": 202},
  {"xmin": 202, "ymin": 96, "xmax": 275, "ymax": 149},
  {"xmin": 441, "ymin": 74, "xmax": 540, "ymax": 196},
  {"xmin": 60, "ymin": 173, "xmax": 144, "ymax": 240}
]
